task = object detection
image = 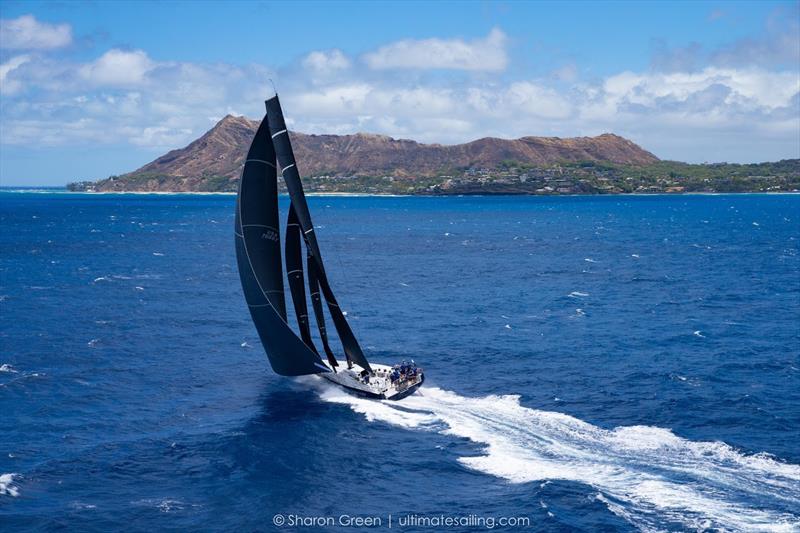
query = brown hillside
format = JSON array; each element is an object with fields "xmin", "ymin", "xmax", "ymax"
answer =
[{"xmin": 92, "ymin": 115, "xmax": 659, "ymax": 192}]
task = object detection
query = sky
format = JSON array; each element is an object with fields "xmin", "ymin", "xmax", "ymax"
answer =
[{"xmin": 0, "ymin": 0, "xmax": 798, "ymax": 186}]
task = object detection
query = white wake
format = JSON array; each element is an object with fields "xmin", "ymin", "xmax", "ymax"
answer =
[{"xmin": 316, "ymin": 385, "xmax": 800, "ymax": 532}]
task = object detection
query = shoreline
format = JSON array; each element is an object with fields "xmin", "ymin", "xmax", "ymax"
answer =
[{"xmin": 2, "ymin": 188, "xmax": 798, "ymax": 198}]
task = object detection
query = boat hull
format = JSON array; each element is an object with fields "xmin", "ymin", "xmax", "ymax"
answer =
[{"xmin": 320, "ymin": 361, "xmax": 424, "ymax": 401}]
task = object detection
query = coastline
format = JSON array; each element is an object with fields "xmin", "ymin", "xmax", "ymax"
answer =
[{"xmin": 2, "ymin": 188, "xmax": 798, "ymax": 197}]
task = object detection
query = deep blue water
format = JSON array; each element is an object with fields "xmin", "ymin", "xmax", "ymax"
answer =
[{"xmin": 1, "ymin": 192, "xmax": 798, "ymax": 532}]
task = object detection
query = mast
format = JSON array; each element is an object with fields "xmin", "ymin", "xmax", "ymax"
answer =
[{"xmin": 265, "ymin": 94, "xmax": 373, "ymax": 373}]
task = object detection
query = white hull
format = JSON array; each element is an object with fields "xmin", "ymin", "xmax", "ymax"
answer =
[{"xmin": 320, "ymin": 360, "xmax": 424, "ymax": 400}]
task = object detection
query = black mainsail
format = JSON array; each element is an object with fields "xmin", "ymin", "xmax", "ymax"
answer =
[{"xmin": 235, "ymin": 95, "xmax": 372, "ymax": 376}]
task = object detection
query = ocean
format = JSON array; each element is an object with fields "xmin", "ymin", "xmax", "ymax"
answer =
[{"xmin": 1, "ymin": 191, "xmax": 798, "ymax": 532}]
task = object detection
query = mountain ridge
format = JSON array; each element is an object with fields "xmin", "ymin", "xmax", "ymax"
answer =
[{"xmin": 82, "ymin": 114, "xmax": 660, "ymax": 192}]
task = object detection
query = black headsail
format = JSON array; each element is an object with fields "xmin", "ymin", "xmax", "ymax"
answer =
[
  {"xmin": 307, "ymin": 248, "xmax": 338, "ymax": 368},
  {"xmin": 285, "ymin": 204, "xmax": 316, "ymax": 351},
  {"xmin": 235, "ymin": 113, "xmax": 329, "ymax": 376},
  {"xmin": 265, "ymin": 94, "xmax": 373, "ymax": 373}
]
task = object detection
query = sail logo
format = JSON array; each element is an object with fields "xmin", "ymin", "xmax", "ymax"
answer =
[{"xmin": 261, "ymin": 229, "xmax": 279, "ymax": 242}]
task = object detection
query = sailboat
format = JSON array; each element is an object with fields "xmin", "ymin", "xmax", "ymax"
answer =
[{"xmin": 234, "ymin": 94, "xmax": 424, "ymax": 400}]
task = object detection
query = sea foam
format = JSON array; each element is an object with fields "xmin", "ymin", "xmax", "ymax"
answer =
[
  {"xmin": 0, "ymin": 473, "xmax": 20, "ymax": 497},
  {"xmin": 316, "ymin": 384, "xmax": 800, "ymax": 532}
]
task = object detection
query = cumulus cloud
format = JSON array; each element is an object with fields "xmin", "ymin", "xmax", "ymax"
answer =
[
  {"xmin": 602, "ymin": 67, "xmax": 798, "ymax": 112},
  {"xmin": 0, "ymin": 18, "xmax": 798, "ymax": 164},
  {"xmin": 303, "ymin": 49, "xmax": 351, "ymax": 74},
  {"xmin": 0, "ymin": 15, "xmax": 72, "ymax": 50},
  {"xmin": 79, "ymin": 49, "xmax": 155, "ymax": 87},
  {"xmin": 0, "ymin": 49, "xmax": 275, "ymax": 150},
  {"xmin": 363, "ymin": 28, "xmax": 508, "ymax": 71}
]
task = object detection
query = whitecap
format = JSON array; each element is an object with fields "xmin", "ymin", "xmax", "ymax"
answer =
[
  {"xmin": 0, "ymin": 473, "xmax": 20, "ymax": 497},
  {"xmin": 0, "ymin": 364, "xmax": 17, "ymax": 373},
  {"xmin": 693, "ymin": 330, "xmax": 706, "ymax": 338},
  {"xmin": 132, "ymin": 498, "xmax": 194, "ymax": 513},
  {"xmin": 568, "ymin": 291, "xmax": 589, "ymax": 298},
  {"xmin": 631, "ymin": 254, "xmax": 640, "ymax": 258},
  {"xmin": 584, "ymin": 258, "xmax": 597, "ymax": 263},
  {"xmin": 70, "ymin": 502, "xmax": 97, "ymax": 510},
  {"xmin": 92, "ymin": 276, "xmax": 109, "ymax": 283},
  {"xmin": 87, "ymin": 338, "xmax": 100, "ymax": 347},
  {"xmin": 158, "ymin": 499, "xmax": 184, "ymax": 512},
  {"xmin": 152, "ymin": 252, "xmax": 165, "ymax": 256},
  {"xmin": 504, "ymin": 324, "xmax": 512, "ymax": 329}
]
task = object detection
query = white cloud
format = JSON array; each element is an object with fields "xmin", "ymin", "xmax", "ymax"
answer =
[
  {"xmin": 303, "ymin": 49, "xmax": 351, "ymax": 74},
  {"xmin": 0, "ymin": 15, "xmax": 72, "ymax": 50},
  {"xmin": 0, "ymin": 49, "xmax": 276, "ymax": 151},
  {"xmin": 363, "ymin": 28, "xmax": 508, "ymax": 71},
  {"xmin": 0, "ymin": 54, "xmax": 30, "ymax": 94},
  {"xmin": 601, "ymin": 67, "xmax": 799, "ymax": 112},
  {"xmin": 129, "ymin": 125, "xmax": 194, "ymax": 147},
  {"xmin": 0, "ymin": 22, "xmax": 798, "ymax": 164},
  {"xmin": 79, "ymin": 49, "xmax": 154, "ymax": 87},
  {"xmin": 505, "ymin": 82, "xmax": 573, "ymax": 119}
]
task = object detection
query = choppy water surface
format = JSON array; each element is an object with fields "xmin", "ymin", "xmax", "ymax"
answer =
[{"xmin": 1, "ymin": 192, "xmax": 798, "ymax": 531}]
